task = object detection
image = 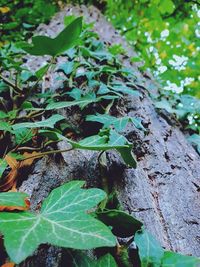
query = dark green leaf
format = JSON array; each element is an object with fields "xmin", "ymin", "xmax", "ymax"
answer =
[
  {"xmin": 96, "ymin": 209, "xmax": 143, "ymax": 237},
  {"xmin": 21, "ymin": 17, "xmax": 82, "ymax": 56},
  {"xmin": 0, "ymin": 159, "xmax": 8, "ymax": 178}
]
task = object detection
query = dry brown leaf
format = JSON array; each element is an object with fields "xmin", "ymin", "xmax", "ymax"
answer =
[
  {"xmin": 1, "ymin": 262, "xmax": 15, "ymax": 267},
  {"xmin": 0, "ymin": 152, "xmax": 40, "ymax": 192},
  {"xmin": 4, "ymin": 155, "xmax": 18, "ymax": 169}
]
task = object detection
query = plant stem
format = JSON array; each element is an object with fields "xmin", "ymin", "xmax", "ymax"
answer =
[
  {"xmin": 20, "ymin": 147, "xmax": 74, "ymax": 161},
  {"xmin": 0, "ymin": 74, "xmax": 22, "ymax": 94}
]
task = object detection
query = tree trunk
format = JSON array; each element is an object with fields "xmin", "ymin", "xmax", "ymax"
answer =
[{"xmin": 15, "ymin": 4, "xmax": 199, "ymax": 266}]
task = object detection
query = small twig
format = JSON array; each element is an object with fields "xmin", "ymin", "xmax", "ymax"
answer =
[{"xmin": 0, "ymin": 74, "xmax": 22, "ymax": 94}]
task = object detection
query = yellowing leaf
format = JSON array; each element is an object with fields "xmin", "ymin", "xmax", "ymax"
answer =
[{"xmin": 0, "ymin": 7, "xmax": 10, "ymax": 13}]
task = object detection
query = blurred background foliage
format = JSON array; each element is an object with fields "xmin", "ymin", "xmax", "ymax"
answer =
[
  {"xmin": 0, "ymin": 0, "xmax": 200, "ymax": 137},
  {"xmin": 105, "ymin": 0, "xmax": 200, "ymax": 139}
]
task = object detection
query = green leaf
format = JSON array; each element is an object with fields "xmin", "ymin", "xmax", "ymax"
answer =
[
  {"xmin": 97, "ymin": 83, "xmax": 111, "ymax": 95},
  {"xmin": 0, "ymin": 181, "xmax": 116, "ymax": 264},
  {"xmin": 134, "ymin": 229, "xmax": 164, "ymax": 267},
  {"xmin": 46, "ymin": 94, "xmax": 102, "ymax": 110},
  {"xmin": 161, "ymin": 251, "xmax": 200, "ymax": 267},
  {"xmin": 86, "ymin": 114, "xmax": 129, "ymax": 131},
  {"xmin": 69, "ymin": 130, "xmax": 137, "ymax": 168},
  {"xmin": 35, "ymin": 64, "xmax": 50, "ymax": 79},
  {"xmin": 0, "ymin": 159, "xmax": 8, "ymax": 178},
  {"xmin": 12, "ymin": 114, "xmax": 64, "ymax": 130},
  {"xmin": 130, "ymin": 117, "xmax": 146, "ymax": 131},
  {"xmin": 64, "ymin": 15, "xmax": 77, "ymax": 27},
  {"xmin": 0, "ymin": 82, "xmax": 9, "ymax": 93},
  {"xmin": 21, "ymin": 17, "xmax": 82, "ymax": 56},
  {"xmin": 96, "ymin": 209, "xmax": 143, "ymax": 237},
  {"xmin": 155, "ymin": 99, "xmax": 174, "ymax": 113},
  {"xmin": 86, "ymin": 114, "xmax": 145, "ymax": 132},
  {"xmin": 58, "ymin": 61, "xmax": 74, "ymax": 75},
  {"xmin": 13, "ymin": 128, "xmax": 34, "ymax": 145},
  {"xmin": 68, "ymin": 251, "xmax": 117, "ymax": 267},
  {"xmin": 159, "ymin": 0, "xmax": 175, "ymax": 15},
  {"xmin": 110, "ymin": 82, "xmax": 140, "ymax": 96},
  {"xmin": 40, "ymin": 129, "xmax": 136, "ymax": 167},
  {"xmin": 0, "ymin": 192, "xmax": 29, "ymax": 209},
  {"xmin": 0, "ymin": 121, "xmax": 12, "ymax": 132},
  {"xmin": 0, "ymin": 111, "xmax": 8, "ymax": 119}
]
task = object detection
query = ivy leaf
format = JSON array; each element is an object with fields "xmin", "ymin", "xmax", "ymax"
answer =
[
  {"xmin": 13, "ymin": 128, "xmax": 34, "ymax": 145},
  {"xmin": 57, "ymin": 61, "xmax": 74, "ymax": 75},
  {"xmin": 86, "ymin": 114, "xmax": 129, "ymax": 131},
  {"xmin": 68, "ymin": 251, "xmax": 117, "ymax": 267},
  {"xmin": 110, "ymin": 82, "xmax": 140, "ymax": 96},
  {"xmin": 161, "ymin": 251, "xmax": 200, "ymax": 267},
  {"xmin": 46, "ymin": 94, "xmax": 102, "ymax": 110},
  {"xmin": 0, "ymin": 192, "xmax": 29, "ymax": 211},
  {"xmin": 130, "ymin": 117, "xmax": 146, "ymax": 131},
  {"xmin": 0, "ymin": 111, "xmax": 8, "ymax": 119},
  {"xmin": 69, "ymin": 130, "xmax": 137, "ymax": 168},
  {"xmin": 86, "ymin": 114, "xmax": 146, "ymax": 132},
  {"xmin": 155, "ymin": 99, "xmax": 174, "ymax": 113},
  {"xmin": 0, "ymin": 121, "xmax": 12, "ymax": 132},
  {"xmin": 12, "ymin": 114, "xmax": 64, "ymax": 130},
  {"xmin": 21, "ymin": 17, "xmax": 82, "ymax": 56},
  {"xmin": 0, "ymin": 181, "xmax": 116, "ymax": 264},
  {"xmin": 96, "ymin": 209, "xmax": 143, "ymax": 237},
  {"xmin": 134, "ymin": 229, "xmax": 164, "ymax": 267}
]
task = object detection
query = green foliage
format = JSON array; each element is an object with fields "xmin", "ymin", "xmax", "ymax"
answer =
[
  {"xmin": 105, "ymin": 0, "xmax": 200, "ymax": 154},
  {"xmin": 105, "ymin": 0, "xmax": 199, "ymax": 97},
  {"xmin": 0, "ymin": 0, "xmax": 59, "ymax": 43},
  {"xmin": 0, "ymin": 181, "xmax": 116, "ymax": 263}
]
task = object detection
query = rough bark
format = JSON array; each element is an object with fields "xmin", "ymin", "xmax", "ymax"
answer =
[{"xmin": 12, "ymin": 4, "xmax": 200, "ymax": 266}]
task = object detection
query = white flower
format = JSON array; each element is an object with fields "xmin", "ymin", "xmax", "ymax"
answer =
[
  {"xmin": 168, "ymin": 55, "xmax": 188, "ymax": 71},
  {"xmin": 195, "ymin": 29, "xmax": 200, "ymax": 38},
  {"xmin": 157, "ymin": 66, "xmax": 167, "ymax": 73},
  {"xmin": 164, "ymin": 81, "xmax": 183, "ymax": 93},
  {"xmin": 161, "ymin": 29, "xmax": 169, "ymax": 38}
]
